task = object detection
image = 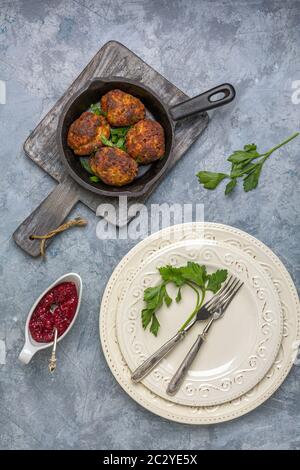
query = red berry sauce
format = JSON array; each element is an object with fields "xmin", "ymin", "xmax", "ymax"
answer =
[{"xmin": 29, "ymin": 282, "xmax": 78, "ymax": 343}]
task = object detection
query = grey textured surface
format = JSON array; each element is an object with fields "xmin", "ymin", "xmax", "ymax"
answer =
[{"xmin": 0, "ymin": 0, "xmax": 299, "ymax": 450}]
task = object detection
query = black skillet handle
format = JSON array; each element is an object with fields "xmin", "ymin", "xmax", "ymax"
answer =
[{"xmin": 169, "ymin": 83, "xmax": 235, "ymax": 121}]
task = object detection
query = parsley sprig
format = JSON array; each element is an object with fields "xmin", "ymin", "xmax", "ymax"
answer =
[
  {"xmin": 79, "ymin": 157, "xmax": 101, "ymax": 183},
  {"xmin": 141, "ymin": 262, "xmax": 228, "ymax": 336},
  {"xmin": 101, "ymin": 126, "xmax": 131, "ymax": 152},
  {"xmin": 80, "ymin": 157, "xmax": 94, "ymax": 175},
  {"xmin": 90, "ymin": 102, "xmax": 107, "ymax": 117},
  {"xmin": 197, "ymin": 132, "xmax": 299, "ymax": 195}
]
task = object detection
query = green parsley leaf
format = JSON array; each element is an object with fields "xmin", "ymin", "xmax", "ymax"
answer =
[
  {"xmin": 101, "ymin": 135, "xmax": 126, "ymax": 151},
  {"xmin": 180, "ymin": 262, "xmax": 207, "ymax": 287},
  {"xmin": 144, "ymin": 285, "xmax": 161, "ymax": 302},
  {"xmin": 90, "ymin": 103, "xmax": 107, "ymax": 117},
  {"xmin": 176, "ymin": 287, "xmax": 182, "ymax": 303},
  {"xmin": 206, "ymin": 269, "xmax": 228, "ymax": 293},
  {"xmin": 143, "ymin": 285, "xmax": 164, "ymax": 310},
  {"xmin": 101, "ymin": 135, "xmax": 114, "ymax": 147},
  {"xmin": 80, "ymin": 158, "xmax": 101, "ymax": 183},
  {"xmin": 243, "ymin": 144, "xmax": 257, "ymax": 152},
  {"xmin": 164, "ymin": 289, "xmax": 172, "ymax": 307},
  {"xmin": 80, "ymin": 157, "xmax": 94, "ymax": 175},
  {"xmin": 158, "ymin": 266, "xmax": 185, "ymax": 286},
  {"xmin": 150, "ymin": 314, "xmax": 160, "ymax": 336},
  {"xmin": 141, "ymin": 284, "xmax": 173, "ymax": 334},
  {"xmin": 141, "ymin": 308, "xmax": 154, "ymax": 329},
  {"xmin": 243, "ymin": 164, "xmax": 262, "ymax": 192},
  {"xmin": 115, "ymin": 137, "xmax": 126, "ymax": 149},
  {"xmin": 225, "ymin": 178, "xmax": 237, "ymax": 195},
  {"xmin": 196, "ymin": 171, "xmax": 228, "ymax": 189},
  {"xmin": 89, "ymin": 175, "xmax": 101, "ymax": 183},
  {"xmin": 231, "ymin": 162, "xmax": 259, "ymax": 178},
  {"xmin": 227, "ymin": 147, "xmax": 259, "ymax": 164},
  {"xmin": 111, "ymin": 126, "xmax": 131, "ymax": 137}
]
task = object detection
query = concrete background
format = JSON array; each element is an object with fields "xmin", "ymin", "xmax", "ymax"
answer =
[{"xmin": 0, "ymin": 0, "xmax": 299, "ymax": 450}]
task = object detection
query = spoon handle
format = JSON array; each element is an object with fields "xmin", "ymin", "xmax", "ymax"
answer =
[{"xmin": 48, "ymin": 328, "xmax": 58, "ymax": 373}]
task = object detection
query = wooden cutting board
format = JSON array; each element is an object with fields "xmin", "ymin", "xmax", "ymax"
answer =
[{"xmin": 13, "ymin": 41, "xmax": 209, "ymax": 257}]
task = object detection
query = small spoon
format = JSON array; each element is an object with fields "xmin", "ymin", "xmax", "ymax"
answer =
[{"xmin": 48, "ymin": 327, "xmax": 58, "ymax": 373}]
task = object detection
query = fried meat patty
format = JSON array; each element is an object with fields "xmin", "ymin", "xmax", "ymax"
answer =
[
  {"xmin": 101, "ymin": 89, "xmax": 145, "ymax": 127},
  {"xmin": 89, "ymin": 147, "xmax": 138, "ymax": 186},
  {"xmin": 67, "ymin": 111, "xmax": 110, "ymax": 155},
  {"xmin": 125, "ymin": 119, "xmax": 165, "ymax": 164}
]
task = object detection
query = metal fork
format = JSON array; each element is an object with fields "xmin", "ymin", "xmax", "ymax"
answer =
[
  {"xmin": 166, "ymin": 278, "xmax": 243, "ymax": 396},
  {"xmin": 131, "ymin": 275, "xmax": 241, "ymax": 383}
]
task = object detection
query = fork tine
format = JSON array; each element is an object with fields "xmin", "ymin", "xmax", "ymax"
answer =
[
  {"xmin": 207, "ymin": 278, "xmax": 241, "ymax": 314},
  {"xmin": 203, "ymin": 275, "xmax": 234, "ymax": 309},
  {"xmin": 218, "ymin": 278, "xmax": 241, "ymax": 304},
  {"xmin": 221, "ymin": 281, "xmax": 243, "ymax": 312},
  {"xmin": 215, "ymin": 278, "xmax": 241, "ymax": 307},
  {"xmin": 205, "ymin": 276, "xmax": 237, "ymax": 311},
  {"xmin": 210, "ymin": 280, "xmax": 243, "ymax": 315},
  {"xmin": 206, "ymin": 275, "xmax": 234, "ymax": 302}
]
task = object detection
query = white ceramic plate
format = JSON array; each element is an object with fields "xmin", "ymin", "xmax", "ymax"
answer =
[
  {"xmin": 116, "ymin": 240, "xmax": 283, "ymax": 407},
  {"xmin": 99, "ymin": 223, "xmax": 300, "ymax": 424}
]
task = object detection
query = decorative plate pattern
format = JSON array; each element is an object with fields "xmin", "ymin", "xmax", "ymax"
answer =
[
  {"xmin": 116, "ymin": 240, "xmax": 283, "ymax": 407},
  {"xmin": 99, "ymin": 223, "xmax": 300, "ymax": 424}
]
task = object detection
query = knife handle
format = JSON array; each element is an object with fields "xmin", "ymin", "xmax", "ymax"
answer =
[
  {"xmin": 131, "ymin": 330, "xmax": 186, "ymax": 383},
  {"xmin": 166, "ymin": 334, "xmax": 205, "ymax": 396}
]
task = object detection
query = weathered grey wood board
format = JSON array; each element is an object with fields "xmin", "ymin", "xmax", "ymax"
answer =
[{"xmin": 13, "ymin": 41, "xmax": 208, "ymax": 257}]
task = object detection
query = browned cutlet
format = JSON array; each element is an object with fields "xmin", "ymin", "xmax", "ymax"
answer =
[
  {"xmin": 101, "ymin": 89, "xmax": 145, "ymax": 127},
  {"xmin": 125, "ymin": 119, "xmax": 165, "ymax": 164},
  {"xmin": 67, "ymin": 111, "xmax": 110, "ymax": 155},
  {"xmin": 89, "ymin": 147, "xmax": 138, "ymax": 186}
]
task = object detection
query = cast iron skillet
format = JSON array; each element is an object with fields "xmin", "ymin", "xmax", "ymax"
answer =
[{"xmin": 57, "ymin": 77, "xmax": 235, "ymax": 197}]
